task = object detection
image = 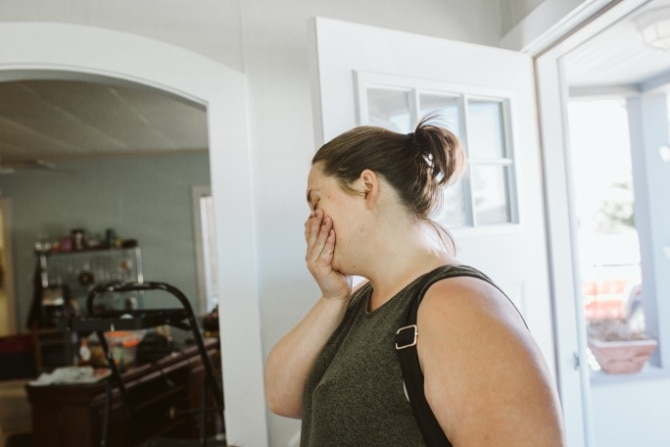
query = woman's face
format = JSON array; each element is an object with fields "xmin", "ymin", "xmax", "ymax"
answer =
[{"xmin": 306, "ymin": 163, "xmax": 367, "ymax": 273}]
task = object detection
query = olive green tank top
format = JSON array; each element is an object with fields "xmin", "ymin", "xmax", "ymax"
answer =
[{"xmin": 300, "ymin": 265, "xmax": 498, "ymax": 447}]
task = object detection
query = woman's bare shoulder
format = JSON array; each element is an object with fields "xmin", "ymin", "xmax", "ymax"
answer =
[
  {"xmin": 414, "ymin": 274, "xmax": 565, "ymax": 446},
  {"xmin": 418, "ymin": 273, "xmax": 526, "ymax": 333}
]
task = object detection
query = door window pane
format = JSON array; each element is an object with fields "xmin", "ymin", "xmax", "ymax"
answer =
[
  {"xmin": 367, "ymin": 88, "xmax": 412, "ymax": 132},
  {"xmin": 361, "ymin": 79, "xmax": 518, "ymax": 229},
  {"xmin": 419, "ymin": 93, "xmax": 461, "ymax": 138},
  {"xmin": 432, "ymin": 178, "xmax": 467, "ymax": 228},
  {"xmin": 471, "ymin": 165, "xmax": 512, "ymax": 225},
  {"xmin": 467, "ymin": 99, "xmax": 506, "ymax": 159}
]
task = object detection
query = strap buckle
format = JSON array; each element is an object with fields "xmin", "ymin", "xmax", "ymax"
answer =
[{"xmin": 395, "ymin": 324, "xmax": 418, "ymax": 350}]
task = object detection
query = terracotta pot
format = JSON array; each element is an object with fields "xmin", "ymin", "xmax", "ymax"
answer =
[{"xmin": 588, "ymin": 338, "xmax": 658, "ymax": 374}]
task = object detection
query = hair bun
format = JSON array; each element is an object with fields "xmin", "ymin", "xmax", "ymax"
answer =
[{"xmin": 413, "ymin": 116, "xmax": 465, "ymax": 186}]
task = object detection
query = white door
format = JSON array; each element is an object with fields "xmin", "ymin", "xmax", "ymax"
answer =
[{"xmin": 309, "ymin": 16, "xmax": 585, "ymax": 447}]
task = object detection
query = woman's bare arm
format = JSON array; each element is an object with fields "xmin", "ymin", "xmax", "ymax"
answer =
[
  {"xmin": 264, "ymin": 295, "xmax": 350, "ymax": 418},
  {"xmin": 417, "ymin": 277, "xmax": 566, "ymax": 446}
]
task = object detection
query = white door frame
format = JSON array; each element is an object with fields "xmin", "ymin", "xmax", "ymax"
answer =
[
  {"xmin": 533, "ymin": 1, "xmax": 652, "ymax": 446},
  {"xmin": 0, "ymin": 22, "xmax": 267, "ymax": 447}
]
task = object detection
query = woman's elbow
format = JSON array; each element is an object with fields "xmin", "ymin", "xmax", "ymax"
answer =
[{"xmin": 266, "ymin": 391, "xmax": 303, "ymax": 419}]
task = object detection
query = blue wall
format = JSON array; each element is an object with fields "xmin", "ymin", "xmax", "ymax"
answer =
[{"xmin": 0, "ymin": 152, "xmax": 210, "ymax": 330}]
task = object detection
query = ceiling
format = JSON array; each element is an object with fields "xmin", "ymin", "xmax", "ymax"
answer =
[
  {"xmin": 0, "ymin": 78, "xmax": 208, "ymax": 173},
  {"xmin": 1, "ymin": 1, "xmax": 669, "ymax": 172},
  {"xmin": 565, "ymin": 0, "xmax": 670, "ymax": 94}
]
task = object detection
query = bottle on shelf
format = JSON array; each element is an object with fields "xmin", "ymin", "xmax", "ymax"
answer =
[{"xmin": 78, "ymin": 338, "xmax": 92, "ymax": 366}]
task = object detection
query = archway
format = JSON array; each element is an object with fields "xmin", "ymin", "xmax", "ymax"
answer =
[{"xmin": 0, "ymin": 22, "xmax": 267, "ymax": 446}]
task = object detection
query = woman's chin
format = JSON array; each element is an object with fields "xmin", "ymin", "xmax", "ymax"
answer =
[
  {"xmin": 332, "ymin": 258, "xmax": 355, "ymax": 277},
  {"xmin": 331, "ymin": 257, "xmax": 347, "ymax": 275}
]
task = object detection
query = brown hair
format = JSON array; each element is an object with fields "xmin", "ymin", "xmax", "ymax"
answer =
[{"xmin": 312, "ymin": 115, "xmax": 465, "ymax": 220}]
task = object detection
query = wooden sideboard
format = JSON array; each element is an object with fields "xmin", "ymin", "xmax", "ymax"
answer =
[{"xmin": 26, "ymin": 338, "xmax": 222, "ymax": 447}]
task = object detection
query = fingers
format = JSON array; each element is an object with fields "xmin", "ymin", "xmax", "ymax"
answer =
[
  {"xmin": 305, "ymin": 209, "xmax": 334, "ymax": 266},
  {"xmin": 303, "ymin": 211, "xmax": 351, "ymax": 300},
  {"xmin": 304, "ymin": 209, "xmax": 322, "ymax": 248}
]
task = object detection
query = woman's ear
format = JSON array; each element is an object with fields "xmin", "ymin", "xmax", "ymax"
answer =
[{"xmin": 359, "ymin": 169, "xmax": 379, "ymax": 205}]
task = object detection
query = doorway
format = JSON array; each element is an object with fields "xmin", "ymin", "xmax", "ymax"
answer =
[
  {"xmin": 0, "ymin": 76, "xmax": 211, "ymax": 336},
  {"xmin": 0, "ymin": 21, "xmax": 266, "ymax": 446},
  {"xmin": 537, "ymin": 0, "xmax": 670, "ymax": 445}
]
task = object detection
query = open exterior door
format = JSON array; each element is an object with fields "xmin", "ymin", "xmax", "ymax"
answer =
[{"xmin": 308, "ymin": 16, "xmax": 586, "ymax": 447}]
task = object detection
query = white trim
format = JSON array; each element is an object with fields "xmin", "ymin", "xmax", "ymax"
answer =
[
  {"xmin": 355, "ymin": 71, "xmax": 518, "ymax": 104},
  {"xmin": 536, "ymin": 53, "xmax": 594, "ymax": 447},
  {"xmin": 501, "ymin": 0, "xmax": 623, "ymax": 55},
  {"xmin": 0, "ymin": 22, "xmax": 267, "ymax": 447},
  {"xmin": 529, "ymin": 0, "xmax": 652, "ymax": 57}
]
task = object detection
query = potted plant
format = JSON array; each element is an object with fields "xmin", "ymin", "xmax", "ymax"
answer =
[{"xmin": 587, "ymin": 317, "xmax": 658, "ymax": 374}]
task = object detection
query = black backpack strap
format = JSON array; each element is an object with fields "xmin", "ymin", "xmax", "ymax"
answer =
[{"xmin": 395, "ymin": 265, "xmax": 503, "ymax": 447}]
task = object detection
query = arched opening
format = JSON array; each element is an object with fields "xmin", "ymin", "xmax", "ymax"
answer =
[{"xmin": 0, "ymin": 22, "xmax": 267, "ymax": 446}]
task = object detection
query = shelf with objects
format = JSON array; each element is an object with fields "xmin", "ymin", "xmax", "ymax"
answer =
[{"xmin": 27, "ymin": 228, "xmax": 143, "ymax": 372}]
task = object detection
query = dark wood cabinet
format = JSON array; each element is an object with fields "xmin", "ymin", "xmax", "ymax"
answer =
[{"xmin": 26, "ymin": 339, "xmax": 222, "ymax": 447}]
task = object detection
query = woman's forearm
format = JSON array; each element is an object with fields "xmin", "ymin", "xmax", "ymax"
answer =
[{"xmin": 264, "ymin": 295, "xmax": 350, "ymax": 418}]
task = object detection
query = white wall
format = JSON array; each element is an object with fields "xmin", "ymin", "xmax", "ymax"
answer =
[
  {"xmin": 0, "ymin": 0, "xmax": 245, "ymax": 71},
  {"xmin": 499, "ymin": 0, "xmax": 545, "ymax": 34}
]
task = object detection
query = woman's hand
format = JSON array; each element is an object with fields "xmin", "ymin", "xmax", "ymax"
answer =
[{"xmin": 304, "ymin": 209, "xmax": 352, "ymax": 301}]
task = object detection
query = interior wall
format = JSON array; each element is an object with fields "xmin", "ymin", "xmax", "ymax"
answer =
[
  {"xmin": 499, "ymin": 0, "xmax": 545, "ymax": 34},
  {"xmin": 500, "ymin": 0, "xmax": 594, "ymax": 52},
  {"xmin": 0, "ymin": 153, "xmax": 210, "ymax": 330},
  {"xmin": 0, "ymin": 0, "xmax": 245, "ymax": 71}
]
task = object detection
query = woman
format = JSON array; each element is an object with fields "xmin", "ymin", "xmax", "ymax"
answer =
[{"xmin": 264, "ymin": 117, "xmax": 566, "ymax": 446}]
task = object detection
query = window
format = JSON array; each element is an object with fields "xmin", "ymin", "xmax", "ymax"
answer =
[
  {"xmin": 357, "ymin": 73, "xmax": 518, "ymax": 229},
  {"xmin": 192, "ymin": 186, "xmax": 219, "ymax": 314}
]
